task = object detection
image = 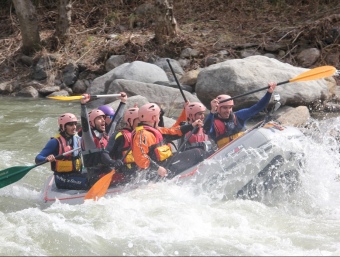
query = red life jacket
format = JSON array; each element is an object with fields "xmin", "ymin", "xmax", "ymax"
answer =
[
  {"xmin": 213, "ymin": 114, "xmax": 238, "ymax": 139},
  {"xmin": 143, "ymin": 126, "xmax": 164, "ymax": 144},
  {"xmin": 92, "ymin": 130, "xmax": 109, "ymax": 149},
  {"xmin": 213, "ymin": 115, "xmax": 244, "ymax": 148},
  {"xmin": 53, "ymin": 134, "xmax": 82, "ymax": 173},
  {"xmin": 186, "ymin": 127, "xmax": 208, "ymax": 143},
  {"xmin": 116, "ymin": 129, "xmax": 132, "ymax": 150},
  {"xmin": 115, "ymin": 129, "xmax": 134, "ymax": 164}
]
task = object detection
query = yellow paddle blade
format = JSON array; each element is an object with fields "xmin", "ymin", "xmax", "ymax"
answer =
[
  {"xmin": 47, "ymin": 95, "xmax": 83, "ymax": 101},
  {"xmin": 84, "ymin": 170, "xmax": 115, "ymax": 201},
  {"xmin": 290, "ymin": 66, "xmax": 336, "ymax": 83}
]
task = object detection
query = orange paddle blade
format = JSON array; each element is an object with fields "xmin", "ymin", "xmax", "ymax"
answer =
[
  {"xmin": 289, "ymin": 66, "xmax": 336, "ymax": 83},
  {"xmin": 84, "ymin": 170, "xmax": 115, "ymax": 201}
]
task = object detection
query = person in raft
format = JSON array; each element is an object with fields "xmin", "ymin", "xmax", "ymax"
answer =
[
  {"xmin": 35, "ymin": 113, "xmax": 89, "ymax": 190},
  {"xmin": 203, "ymin": 82, "xmax": 277, "ymax": 149},
  {"xmin": 105, "ymin": 105, "xmax": 140, "ymax": 184},
  {"xmin": 97, "ymin": 92, "xmax": 127, "ymax": 136},
  {"xmin": 80, "ymin": 94, "xmax": 124, "ymax": 187},
  {"xmin": 132, "ymin": 103, "xmax": 205, "ymax": 180}
]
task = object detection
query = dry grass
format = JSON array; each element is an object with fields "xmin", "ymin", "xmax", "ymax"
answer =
[{"xmin": 0, "ymin": 0, "xmax": 339, "ymax": 85}]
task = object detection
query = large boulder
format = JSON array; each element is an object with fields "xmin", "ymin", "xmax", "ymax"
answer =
[
  {"xmin": 87, "ymin": 61, "xmax": 170, "ymax": 96},
  {"xmin": 195, "ymin": 55, "xmax": 335, "ymax": 109},
  {"xmin": 106, "ymin": 79, "xmax": 200, "ymax": 109}
]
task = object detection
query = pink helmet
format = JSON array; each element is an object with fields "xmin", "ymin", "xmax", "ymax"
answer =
[
  {"xmin": 216, "ymin": 94, "xmax": 234, "ymax": 112},
  {"xmin": 124, "ymin": 107, "xmax": 139, "ymax": 127},
  {"xmin": 138, "ymin": 103, "xmax": 161, "ymax": 122},
  {"xmin": 88, "ymin": 109, "xmax": 105, "ymax": 127},
  {"xmin": 185, "ymin": 102, "xmax": 206, "ymax": 122},
  {"xmin": 58, "ymin": 113, "xmax": 77, "ymax": 131}
]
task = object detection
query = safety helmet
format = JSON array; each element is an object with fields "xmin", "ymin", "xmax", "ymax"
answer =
[
  {"xmin": 124, "ymin": 107, "xmax": 139, "ymax": 127},
  {"xmin": 58, "ymin": 113, "xmax": 78, "ymax": 131},
  {"xmin": 138, "ymin": 103, "xmax": 161, "ymax": 123},
  {"xmin": 216, "ymin": 94, "xmax": 234, "ymax": 112},
  {"xmin": 88, "ymin": 109, "xmax": 106, "ymax": 127},
  {"xmin": 185, "ymin": 102, "xmax": 206, "ymax": 122},
  {"xmin": 98, "ymin": 105, "xmax": 115, "ymax": 116}
]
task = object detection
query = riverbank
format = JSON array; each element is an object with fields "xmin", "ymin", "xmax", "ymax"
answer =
[{"xmin": 0, "ymin": 1, "xmax": 339, "ymax": 98}]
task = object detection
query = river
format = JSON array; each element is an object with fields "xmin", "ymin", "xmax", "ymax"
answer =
[{"xmin": 1, "ymin": 96, "xmax": 340, "ymax": 256}]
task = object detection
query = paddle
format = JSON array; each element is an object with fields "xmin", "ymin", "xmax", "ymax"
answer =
[
  {"xmin": 168, "ymin": 126, "xmax": 198, "ymax": 167},
  {"xmin": 47, "ymin": 93, "xmax": 122, "ymax": 101},
  {"xmin": 84, "ymin": 149, "xmax": 131, "ymax": 201},
  {"xmin": 219, "ymin": 65, "xmax": 337, "ymax": 104},
  {"xmin": 166, "ymin": 58, "xmax": 188, "ymax": 102},
  {"xmin": 0, "ymin": 147, "xmax": 80, "ymax": 189},
  {"xmin": 166, "ymin": 58, "xmax": 190, "ymax": 128}
]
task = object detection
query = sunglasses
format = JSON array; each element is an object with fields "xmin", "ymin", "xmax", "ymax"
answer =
[{"xmin": 66, "ymin": 122, "xmax": 77, "ymax": 126}]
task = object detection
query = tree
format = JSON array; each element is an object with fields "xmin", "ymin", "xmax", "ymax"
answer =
[
  {"xmin": 154, "ymin": 0, "xmax": 178, "ymax": 44},
  {"xmin": 12, "ymin": 0, "xmax": 41, "ymax": 55},
  {"xmin": 56, "ymin": 0, "xmax": 72, "ymax": 43}
]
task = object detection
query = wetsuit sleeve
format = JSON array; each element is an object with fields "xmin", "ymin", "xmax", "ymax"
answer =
[
  {"xmin": 235, "ymin": 92, "xmax": 272, "ymax": 126},
  {"xmin": 107, "ymin": 101, "xmax": 126, "ymax": 136},
  {"xmin": 158, "ymin": 125, "xmax": 194, "ymax": 142},
  {"xmin": 35, "ymin": 138, "xmax": 59, "ymax": 164},
  {"xmin": 80, "ymin": 103, "xmax": 96, "ymax": 150},
  {"xmin": 100, "ymin": 150, "xmax": 121, "ymax": 167},
  {"xmin": 203, "ymin": 112, "xmax": 215, "ymax": 139}
]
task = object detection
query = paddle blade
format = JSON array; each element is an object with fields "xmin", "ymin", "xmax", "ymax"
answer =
[
  {"xmin": 0, "ymin": 165, "xmax": 34, "ymax": 188},
  {"xmin": 289, "ymin": 66, "xmax": 336, "ymax": 83},
  {"xmin": 47, "ymin": 95, "xmax": 83, "ymax": 101},
  {"xmin": 84, "ymin": 170, "xmax": 115, "ymax": 201}
]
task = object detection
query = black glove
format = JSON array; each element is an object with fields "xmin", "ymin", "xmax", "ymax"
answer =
[{"xmin": 111, "ymin": 159, "xmax": 124, "ymax": 169}]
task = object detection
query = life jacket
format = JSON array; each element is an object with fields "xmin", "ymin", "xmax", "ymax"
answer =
[
  {"xmin": 53, "ymin": 134, "xmax": 82, "ymax": 173},
  {"xmin": 115, "ymin": 129, "xmax": 134, "ymax": 164},
  {"xmin": 82, "ymin": 129, "xmax": 110, "ymax": 168},
  {"xmin": 134, "ymin": 125, "xmax": 173, "ymax": 162},
  {"xmin": 186, "ymin": 127, "xmax": 208, "ymax": 144},
  {"xmin": 182, "ymin": 126, "xmax": 211, "ymax": 151},
  {"xmin": 214, "ymin": 113, "xmax": 245, "ymax": 149},
  {"xmin": 92, "ymin": 129, "xmax": 109, "ymax": 149}
]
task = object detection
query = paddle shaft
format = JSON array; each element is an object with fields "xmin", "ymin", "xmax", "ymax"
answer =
[
  {"xmin": 90, "ymin": 94, "xmax": 122, "ymax": 99},
  {"xmin": 218, "ymin": 65, "xmax": 337, "ymax": 104},
  {"xmin": 48, "ymin": 94, "xmax": 122, "ymax": 101},
  {"xmin": 0, "ymin": 147, "xmax": 81, "ymax": 189},
  {"xmin": 218, "ymin": 80, "xmax": 289, "ymax": 104},
  {"xmin": 34, "ymin": 147, "xmax": 81, "ymax": 168},
  {"xmin": 166, "ymin": 59, "xmax": 188, "ymax": 102}
]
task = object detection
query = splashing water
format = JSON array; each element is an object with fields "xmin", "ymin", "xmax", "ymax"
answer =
[{"xmin": 1, "ymin": 97, "xmax": 340, "ymax": 255}]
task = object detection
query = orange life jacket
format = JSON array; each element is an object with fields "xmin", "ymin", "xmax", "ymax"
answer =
[{"xmin": 134, "ymin": 125, "xmax": 173, "ymax": 162}]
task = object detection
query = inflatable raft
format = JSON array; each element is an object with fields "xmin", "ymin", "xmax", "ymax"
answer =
[{"xmin": 41, "ymin": 120, "xmax": 306, "ymax": 205}]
